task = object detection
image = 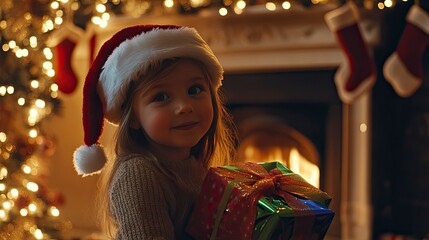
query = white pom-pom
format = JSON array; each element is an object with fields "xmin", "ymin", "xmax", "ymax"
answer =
[{"xmin": 73, "ymin": 144, "xmax": 107, "ymax": 177}]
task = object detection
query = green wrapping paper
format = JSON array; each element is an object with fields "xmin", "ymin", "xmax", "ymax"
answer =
[{"xmin": 252, "ymin": 162, "xmax": 334, "ymax": 240}]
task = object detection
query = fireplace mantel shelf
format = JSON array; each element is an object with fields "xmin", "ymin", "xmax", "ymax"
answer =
[{"xmin": 90, "ymin": 4, "xmax": 381, "ymax": 73}]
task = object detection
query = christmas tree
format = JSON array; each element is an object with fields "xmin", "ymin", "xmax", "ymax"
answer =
[{"xmin": 0, "ymin": 0, "xmax": 70, "ymax": 239}]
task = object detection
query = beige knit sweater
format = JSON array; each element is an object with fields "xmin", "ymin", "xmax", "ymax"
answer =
[{"xmin": 110, "ymin": 154, "xmax": 206, "ymax": 240}]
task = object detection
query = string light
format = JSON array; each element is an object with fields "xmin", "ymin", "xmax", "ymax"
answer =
[
  {"xmin": 17, "ymin": 98, "xmax": 26, "ymax": 106},
  {"xmin": 20, "ymin": 209, "xmax": 28, "ymax": 216},
  {"xmin": 8, "ymin": 189, "xmax": 19, "ymax": 199},
  {"xmin": 33, "ymin": 228, "xmax": 44, "ymax": 240},
  {"xmin": 0, "ymin": 87, "xmax": 6, "ymax": 96},
  {"xmin": 0, "ymin": 210, "xmax": 6, "ymax": 221},
  {"xmin": 50, "ymin": 207, "xmax": 60, "ymax": 217},
  {"xmin": 0, "ymin": 167, "xmax": 7, "ymax": 180},
  {"xmin": 22, "ymin": 164, "xmax": 32, "ymax": 174},
  {"xmin": 282, "ymin": 1, "xmax": 291, "ymax": 9},
  {"xmin": 266, "ymin": 2, "xmax": 277, "ymax": 11},
  {"xmin": 28, "ymin": 203, "xmax": 37, "ymax": 213},
  {"xmin": 0, "ymin": 132, "xmax": 6, "ymax": 142},
  {"xmin": 26, "ymin": 182, "xmax": 39, "ymax": 192},
  {"xmin": 219, "ymin": 7, "xmax": 228, "ymax": 16},
  {"xmin": 31, "ymin": 80, "xmax": 39, "ymax": 89}
]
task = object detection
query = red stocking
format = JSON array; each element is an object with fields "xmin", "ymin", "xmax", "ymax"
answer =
[
  {"xmin": 325, "ymin": 2, "xmax": 376, "ymax": 104},
  {"xmin": 383, "ymin": 4, "xmax": 429, "ymax": 97},
  {"xmin": 53, "ymin": 39, "xmax": 78, "ymax": 94},
  {"xmin": 48, "ymin": 22, "xmax": 84, "ymax": 94}
]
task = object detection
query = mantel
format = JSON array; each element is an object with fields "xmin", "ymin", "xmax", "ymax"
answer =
[{"xmin": 91, "ymin": 5, "xmax": 381, "ymax": 73}]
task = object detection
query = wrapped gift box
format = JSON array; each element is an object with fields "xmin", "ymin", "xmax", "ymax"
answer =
[{"xmin": 186, "ymin": 162, "xmax": 334, "ymax": 240}]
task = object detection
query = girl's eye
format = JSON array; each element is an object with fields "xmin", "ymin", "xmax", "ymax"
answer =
[
  {"xmin": 153, "ymin": 93, "xmax": 169, "ymax": 102},
  {"xmin": 188, "ymin": 85, "xmax": 203, "ymax": 96}
]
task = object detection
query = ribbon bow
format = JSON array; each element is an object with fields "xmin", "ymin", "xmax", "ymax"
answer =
[{"xmin": 211, "ymin": 162, "xmax": 331, "ymax": 240}]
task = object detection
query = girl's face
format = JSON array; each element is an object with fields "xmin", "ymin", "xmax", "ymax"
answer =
[{"xmin": 132, "ymin": 59, "xmax": 214, "ymax": 160}]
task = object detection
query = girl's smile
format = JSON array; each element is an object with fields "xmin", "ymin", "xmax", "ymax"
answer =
[{"xmin": 172, "ymin": 121, "xmax": 200, "ymax": 130}]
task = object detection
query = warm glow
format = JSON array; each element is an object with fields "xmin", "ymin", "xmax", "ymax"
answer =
[
  {"xmin": 51, "ymin": 1, "xmax": 59, "ymax": 9},
  {"xmin": 55, "ymin": 17, "xmax": 63, "ymax": 25},
  {"xmin": 50, "ymin": 207, "xmax": 60, "ymax": 217},
  {"xmin": 384, "ymin": 0, "xmax": 393, "ymax": 7},
  {"xmin": 29, "ymin": 36, "xmax": 38, "ymax": 48},
  {"xmin": 8, "ymin": 40, "xmax": 16, "ymax": 49},
  {"xmin": 219, "ymin": 7, "xmax": 228, "ymax": 16},
  {"xmin": 289, "ymin": 148, "xmax": 319, "ymax": 187},
  {"xmin": 44, "ymin": 19, "xmax": 55, "ymax": 31},
  {"xmin": 43, "ymin": 61, "xmax": 53, "ymax": 70},
  {"xmin": 31, "ymin": 80, "xmax": 39, "ymax": 89},
  {"xmin": 164, "ymin": 0, "xmax": 174, "ymax": 8},
  {"xmin": 3, "ymin": 201, "xmax": 12, "ymax": 210},
  {"xmin": 6, "ymin": 86, "xmax": 14, "ymax": 94},
  {"xmin": 29, "ymin": 129, "xmax": 38, "ymax": 138},
  {"xmin": 242, "ymin": 146, "xmax": 320, "ymax": 188},
  {"xmin": 96, "ymin": 3, "xmax": 107, "ymax": 13},
  {"xmin": 266, "ymin": 2, "xmax": 276, "ymax": 11},
  {"xmin": 22, "ymin": 165, "xmax": 32, "ymax": 174},
  {"xmin": 282, "ymin": 1, "xmax": 291, "ymax": 9},
  {"xmin": 27, "ymin": 182, "xmax": 39, "ymax": 192},
  {"xmin": 35, "ymin": 99, "xmax": 46, "ymax": 108},
  {"xmin": 51, "ymin": 83, "xmax": 59, "ymax": 92},
  {"xmin": 360, "ymin": 123, "xmax": 368, "ymax": 133},
  {"xmin": 18, "ymin": 98, "xmax": 25, "ymax": 105},
  {"xmin": 28, "ymin": 203, "xmax": 37, "ymax": 213},
  {"xmin": 0, "ymin": 132, "xmax": 6, "ymax": 142},
  {"xmin": 43, "ymin": 48, "xmax": 53, "ymax": 59},
  {"xmin": 0, "ymin": 86, "xmax": 6, "ymax": 96},
  {"xmin": 20, "ymin": 208, "xmax": 28, "ymax": 216},
  {"xmin": 0, "ymin": 210, "xmax": 6, "ymax": 220},
  {"xmin": 9, "ymin": 188, "xmax": 19, "ymax": 199},
  {"xmin": 236, "ymin": 0, "xmax": 246, "ymax": 9},
  {"xmin": 34, "ymin": 229, "xmax": 44, "ymax": 239},
  {"xmin": 0, "ymin": 167, "xmax": 7, "ymax": 179}
]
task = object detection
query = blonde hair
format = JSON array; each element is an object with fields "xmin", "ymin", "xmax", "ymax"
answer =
[{"xmin": 96, "ymin": 58, "xmax": 238, "ymax": 237}]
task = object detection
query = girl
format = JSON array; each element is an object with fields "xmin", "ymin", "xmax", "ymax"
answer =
[{"xmin": 73, "ymin": 25, "xmax": 238, "ymax": 239}]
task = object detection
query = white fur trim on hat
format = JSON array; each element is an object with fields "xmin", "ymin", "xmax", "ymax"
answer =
[
  {"xmin": 325, "ymin": 2, "xmax": 360, "ymax": 32},
  {"xmin": 73, "ymin": 144, "xmax": 107, "ymax": 177},
  {"xmin": 98, "ymin": 27, "xmax": 223, "ymax": 125},
  {"xmin": 407, "ymin": 4, "xmax": 429, "ymax": 35},
  {"xmin": 383, "ymin": 53, "xmax": 422, "ymax": 97}
]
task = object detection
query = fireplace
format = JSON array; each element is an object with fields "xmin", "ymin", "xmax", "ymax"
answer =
[
  {"xmin": 91, "ymin": 5, "xmax": 380, "ymax": 239},
  {"xmin": 222, "ymin": 69, "xmax": 342, "ymax": 237}
]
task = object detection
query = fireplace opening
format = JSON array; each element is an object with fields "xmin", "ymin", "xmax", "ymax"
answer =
[{"xmin": 237, "ymin": 115, "xmax": 320, "ymax": 188}]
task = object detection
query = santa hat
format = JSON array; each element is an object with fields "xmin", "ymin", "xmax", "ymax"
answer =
[{"xmin": 73, "ymin": 25, "xmax": 223, "ymax": 176}]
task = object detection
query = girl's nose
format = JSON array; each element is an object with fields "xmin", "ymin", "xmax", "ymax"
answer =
[{"xmin": 176, "ymin": 99, "xmax": 193, "ymax": 114}]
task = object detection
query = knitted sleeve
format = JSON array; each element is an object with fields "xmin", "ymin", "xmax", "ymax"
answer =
[{"xmin": 110, "ymin": 158, "xmax": 174, "ymax": 240}]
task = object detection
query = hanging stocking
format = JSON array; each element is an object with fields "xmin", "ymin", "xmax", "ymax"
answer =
[
  {"xmin": 383, "ymin": 4, "xmax": 429, "ymax": 97},
  {"xmin": 48, "ymin": 22, "xmax": 84, "ymax": 94},
  {"xmin": 324, "ymin": 2, "xmax": 376, "ymax": 104}
]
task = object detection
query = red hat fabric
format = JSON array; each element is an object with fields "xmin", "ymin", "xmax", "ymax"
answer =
[{"xmin": 73, "ymin": 25, "xmax": 223, "ymax": 176}]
